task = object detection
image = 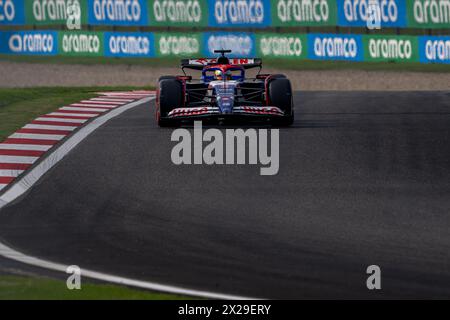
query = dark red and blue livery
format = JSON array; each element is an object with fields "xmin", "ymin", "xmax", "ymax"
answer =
[{"xmin": 156, "ymin": 50, "xmax": 294, "ymax": 127}]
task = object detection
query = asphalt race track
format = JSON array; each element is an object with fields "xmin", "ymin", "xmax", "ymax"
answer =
[{"xmin": 1, "ymin": 91, "xmax": 450, "ymax": 299}]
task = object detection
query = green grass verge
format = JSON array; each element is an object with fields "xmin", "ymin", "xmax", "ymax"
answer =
[
  {"xmin": 0, "ymin": 86, "xmax": 152, "ymax": 141},
  {"xmin": 0, "ymin": 275, "xmax": 189, "ymax": 300},
  {"xmin": 2, "ymin": 54, "xmax": 450, "ymax": 73}
]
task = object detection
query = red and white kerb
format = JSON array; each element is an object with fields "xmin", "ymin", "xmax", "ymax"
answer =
[{"xmin": 0, "ymin": 91, "xmax": 156, "ymax": 192}]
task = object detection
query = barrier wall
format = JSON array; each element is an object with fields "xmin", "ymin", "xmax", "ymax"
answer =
[
  {"xmin": 1, "ymin": 0, "xmax": 450, "ymax": 29},
  {"xmin": 1, "ymin": 30, "xmax": 449, "ymax": 64}
]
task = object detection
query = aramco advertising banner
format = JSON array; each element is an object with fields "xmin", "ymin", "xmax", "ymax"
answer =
[
  {"xmin": 363, "ymin": 34, "xmax": 420, "ymax": 62},
  {"xmin": 271, "ymin": 0, "xmax": 337, "ymax": 26},
  {"xmin": 0, "ymin": 30, "xmax": 58, "ymax": 55},
  {"xmin": 256, "ymin": 33, "xmax": 308, "ymax": 59},
  {"xmin": 1, "ymin": 30, "xmax": 449, "ymax": 64},
  {"xmin": 1, "ymin": 0, "xmax": 449, "ymax": 29}
]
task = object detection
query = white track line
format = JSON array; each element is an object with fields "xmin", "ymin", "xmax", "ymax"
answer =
[
  {"xmin": 9, "ymin": 133, "xmax": 66, "ymax": 141},
  {"xmin": 36, "ymin": 117, "xmax": 87, "ymax": 123},
  {"xmin": 0, "ymin": 170, "xmax": 24, "ymax": 177},
  {"xmin": 0, "ymin": 96, "xmax": 256, "ymax": 300},
  {"xmin": 0, "ymin": 242, "xmax": 252, "ymax": 300},
  {"xmin": 0, "ymin": 156, "xmax": 38, "ymax": 164},
  {"xmin": 24, "ymin": 124, "xmax": 77, "ymax": 131},
  {"xmin": 0, "ymin": 144, "xmax": 52, "ymax": 151}
]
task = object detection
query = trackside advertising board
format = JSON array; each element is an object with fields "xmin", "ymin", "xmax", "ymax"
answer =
[
  {"xmin": 1, "ymin": 30, "xmax": 450, "ymax": 64},
  {"xmin": 271, "ymin": 0, "xmax": 337, "ymax": 26},
  {"xmin": 25, "ymin": 0, "xmax": 88, "ymax": 25},
  {"xmin": 154, "ymin": 32, "xmax": 203, "ymax": 57},
  {"xmin": 2, "ymin": 0, "xmax": 450, "ymax": 28},
  {"xmin": 88, "ymin": 0, "xmax": 148, "ymax": 26},
  {"xmin": 419, "ymin": 36, "xmax": 450, "ymax": 64},
  {"xmin": 308, "ymin": 33, "xmax": 364, "ymax": 61},
  {"xmin": 148, "ymin": 0, "xmax": 208, "ymax": 26},
  {"xmin": 0, "ymin": 30, "xmax": 57, "ymax": 55},
  {"xmin": 0, "ymin": 0, "xmax": 25, "ymax": 25},
  {"xmin": 256, "ymin": 33, "xmax": 308, "ymax": 59},
  {"xmin": 337, "ymin": 0, "xmax": 407, "ymax": 28},
  {"xmin": 104, "ymin": 31, "xmax": 155, "ymax": 57},
  {"xmin": 59, "ymin": 30, "xmax": 103, "ymax": 56},
  {"xmin": 203, "ymin": 32, "xmax": 256, "ymax": 57},
  {"xmin": 407, "ymin": 0, "xmax": 450, "ymax": 29},
  {"xmin": 208, "ymin": 0, "xmax": 272, "ymax": 28},
  {"xmin": 363, "ymin": 35, "xmax": 419, "ymax": 62}
]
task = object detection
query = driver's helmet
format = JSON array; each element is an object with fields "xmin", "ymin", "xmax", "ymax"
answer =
[{"xmin": 214, "ymin": 70, "xmax": 232, "ymax": 81}]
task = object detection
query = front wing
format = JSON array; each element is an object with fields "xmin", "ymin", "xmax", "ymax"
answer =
[{"xmin": 166, "ymin": 106, "xmax": 285, "ymax": 120}]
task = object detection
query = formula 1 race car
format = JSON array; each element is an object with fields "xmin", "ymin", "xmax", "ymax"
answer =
[{"xmin": 156, "ymin": 50, "xmax": 294, "ymax": 127}]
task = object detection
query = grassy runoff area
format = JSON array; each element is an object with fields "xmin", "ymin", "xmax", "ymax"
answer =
[
  {"xmin": 0, "ymin": 86, "xmax": 152, "ymax": 141},
  {"xmin": 2, "ymin": 54, "xmax": 450, "ymax": 73},
  {"xmin": 0, "ymin": 275, "xmax": 188, "ymax": 300}
]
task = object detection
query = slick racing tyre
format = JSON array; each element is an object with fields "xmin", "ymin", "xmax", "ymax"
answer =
[
  {"xmin": 158, "ymin": 79, "xmax": 182, "ymax": 127},
  {"xmin": 268, "ymin": 78, "xmax": 294, "ymax": 127}
]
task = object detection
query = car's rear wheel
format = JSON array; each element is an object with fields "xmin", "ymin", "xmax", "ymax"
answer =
[
  {"xmin": 268, "ymin": 78, "xmax": 294, "ymax": 126},
  {"xmin": 158, "ymin": 79, "xmax": 182, "ymax": 127}
]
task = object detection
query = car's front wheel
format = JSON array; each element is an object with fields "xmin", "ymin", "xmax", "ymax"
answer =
[
  {"xmin": 158, "ymin": 79, "xmax": 182, "ymax": 127},
  {"xmin": 268, "ymin": 78, "xmax": 294, "ymax": 126}
]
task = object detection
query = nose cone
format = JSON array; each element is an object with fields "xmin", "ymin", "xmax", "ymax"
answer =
[{"xmin": 218, "ymin": 97, "xmax": 234, "ymax": 114}]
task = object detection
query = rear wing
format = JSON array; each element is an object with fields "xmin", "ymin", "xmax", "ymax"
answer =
[{"xmin": 181, "ymin": 58, "xmax": 262, "ymax": 71}]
